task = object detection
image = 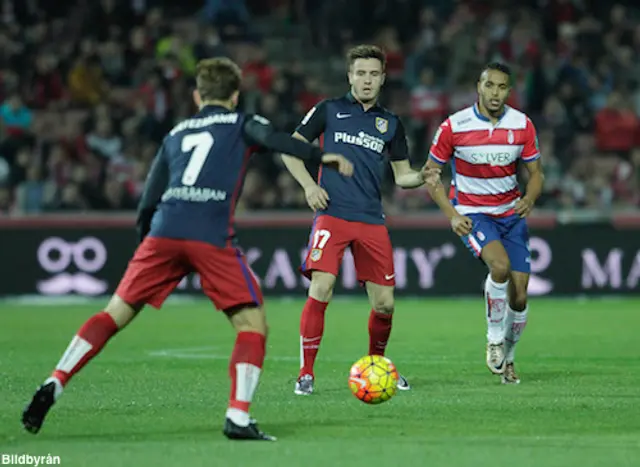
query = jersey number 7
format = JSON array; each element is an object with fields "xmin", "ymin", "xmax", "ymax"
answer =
[{"xmin": 181, "ymin": 132, "xmax": 214, "ymax": 186}]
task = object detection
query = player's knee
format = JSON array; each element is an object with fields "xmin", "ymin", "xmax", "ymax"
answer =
[
  {"xmin": 309, "ymin": 273, "xmax": 336, "ymax": 302},
  {"xmin": 371, "ymin": 292, "xmax": 394, "ymax": 315},
  {"xmin": 104, "ymin": 295, "xmax": 139, "ymax": 329},
  {"xmin": 510, "ymin": 291, "xmax": 528, "ymax": 312},
  {"xmin": 228, "ymin": 306, "xmax": 267, "ymax": 335},
  {"xmin": 488, "ymin": 258, "xmax": 511, "ymax": 283}
]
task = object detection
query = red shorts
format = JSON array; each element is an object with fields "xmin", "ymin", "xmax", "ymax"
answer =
[
  {"xmin": 300, "ymin": 215, "xmax": 395, "ymax": 286},
  {"xmin": 116, "ymin": 237, "xmax": 263, "ymax": 311}
]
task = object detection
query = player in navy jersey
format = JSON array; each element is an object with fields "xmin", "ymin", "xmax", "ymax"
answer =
[
  {"xmin": 281, "ymin": 45, "xmax": 439, "ymax": 395},
  {"xmin": 424, "ymin": 63, "xmax": 545, "ymax": 384},
  {"xmin": 21, "ymin": 58, "xmax": 353, "ymax": 441}
]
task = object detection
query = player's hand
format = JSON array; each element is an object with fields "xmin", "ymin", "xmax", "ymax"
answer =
[
  {"xmin": 304, "ymin": 184, "xmax": 330, "ymax": 211},
  {"xmin": 321, "ymin": 153, "xmax": 354, "ymax": 177},
  {"xmin": 420, "ymin": 165, "xmax": 441, "ymax": 187},
  {"xmin": 451, "ymin": 215, "xmax": 473, "ymax": 236},
  {"xmin": 514, "ymin": 197, "xmax": 534, "ymax": 217}
]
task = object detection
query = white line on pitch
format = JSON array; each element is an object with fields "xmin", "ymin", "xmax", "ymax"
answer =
[{"xmin": 146, "ymin": 347, "xmax": 463, "ymax": 364}]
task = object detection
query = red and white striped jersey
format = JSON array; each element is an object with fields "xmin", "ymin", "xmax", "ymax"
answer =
[{"xmin": 429, "ymin": 104, "xmax": 540, "ymax": 217}]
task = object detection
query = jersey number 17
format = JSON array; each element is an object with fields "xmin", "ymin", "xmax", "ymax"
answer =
[{"xmin": 181, "ymin": 132, "xmax": 214, "ymax": 186}]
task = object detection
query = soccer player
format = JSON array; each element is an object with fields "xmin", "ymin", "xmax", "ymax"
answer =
[
  {"xmin": 424, "ymin": 62, "xmax": 544, "ymax": 384},
  {"xmin": 21, "ymin": 58, "xmax": 353, "ymax": 440},
  {"xmin": 282, "ymin": 45, "xmax": 438, "ymax": 395}
]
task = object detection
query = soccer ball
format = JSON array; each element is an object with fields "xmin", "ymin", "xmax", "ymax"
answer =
[{"xmin": 348, "ymin": 355, "xmax": 399, "ymax": 404}]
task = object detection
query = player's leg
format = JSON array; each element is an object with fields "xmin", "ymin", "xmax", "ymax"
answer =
[
  {"xmin": 501, "ymin": 218, "xmax": 532, "ymax": 384},
  {"xmin": 461, "ymin": 215, "xmax": 510, "ymax": 374},
  {"xmin": 364, "ymin": 282, "xmax": 394, "ymax": 356},
  {"xmin": 185, "ymin": 242, "xmax": 274, "ymax": 440},
  {"xmin": 295, "ymin": 270, "xmax": 337, "ymax": 394},
  {"xmin": 352, "ymin": 224, "xmax": 410, "ymax": 390},
  {"xmin": 480, "ymin": 240, "xmax": 511, "ymax": 373},
  {"xmin": 22, "ymin": 237, "xmax": 189, "ymax": 434},
  {"xmin": 297, "ymin": 216, "xmax": 351, "ymax": 394},
  {"xmin": 223, "ymin": 305, "xmax": 274, "ymax": 441}
]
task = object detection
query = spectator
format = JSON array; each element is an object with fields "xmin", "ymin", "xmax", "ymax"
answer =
[
  {"xmin": 0, "ymin": 0, "xmax": 638, "ymax": 215},
  {"xmin": 0, "ymin": 93, "xmax": 33, "ymax": 137},
  {"xmin": 86, "ymin": 118, "xmax": 123, "ymax": 161},
  {"xmin": 202, "ymin": 0, "xmax": 251, "ymax": 28},
  {"xmin": 594, "ymin": 91, "xmax": 639, "ymax": 156},
  {"xmin": 67, "ymin": 55, "xmax": 109, "ymax": 106},
  {"xmin": 156, "ymin": 29, "xmax": 197, "ymax": 76},
  {"xmin": 242, "ymin": 45, "xmax": 274, "ymax": 94},
  {"xmin": 409, "ymin": 67, "xmax": 446, "ymax": 158},
  {"xmin": 15, "ymin": 165, "xmax": 53, "ymax": 214},
  {"xmin": 28, "ymin": 54, "xmax": 66, "ymax": 110}
]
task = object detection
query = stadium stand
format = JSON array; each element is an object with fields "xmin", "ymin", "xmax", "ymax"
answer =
[{"xmin": 0, "ymin": 0, "xmax": 638, "ymax": 215}]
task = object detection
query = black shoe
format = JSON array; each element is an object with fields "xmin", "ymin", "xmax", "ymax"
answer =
[
  {"xmin": 22, "ymin": 382, "xmax": 56, "ymax": 434},
  {"xmin": 223, "ymin": 418, "xmax": 276, "ymax": 441}
]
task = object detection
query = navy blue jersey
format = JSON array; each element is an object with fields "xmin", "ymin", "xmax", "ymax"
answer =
[
  {"xmin": 295, "ymin": 92, "xmax": 408, "ymax": 225},
  {"xmin": 136, "ymin": 105, "xmax": 325, "ymax": 247}
]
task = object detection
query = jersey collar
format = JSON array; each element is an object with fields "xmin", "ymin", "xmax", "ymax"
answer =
[
  {"xmin": 200, "ymin": 104, "xmax": 232, "ymax": 113},
  {"xmin": 345, "ymin": 91, "xmax": 383, "ymax": 112},
  {"xmin": 473, "ymin": 102, "xmax": 506, "ymax": 123}
]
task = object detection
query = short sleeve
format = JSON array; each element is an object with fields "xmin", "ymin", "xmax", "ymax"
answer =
[
  {"xmin": 428, "ymin": 119, "xmax": 454, "ymax": 165},
  {"xmin": 521, "ymin": 118, "xmax": 540, "ymax": 162},
  {"xmin": 294, "ymin": 100, "xmax": 327, "ymax": 142},
  {"xmin": 387, "ymin": 118, "xmax": 409, "ymax": 161}
]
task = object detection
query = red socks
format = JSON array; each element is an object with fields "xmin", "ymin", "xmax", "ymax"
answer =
[
  {"xmin": 298, "ymin": 297, "xmax": 328, "ymax": 378},
  {"xmin": 228, "ymin": 332, "xmax": 266, "ymax": 416},
  {"xmin": 368, "ymin": 310, "xmax": 393, "ymax": 356},
  {"xmin": 299, "ymin": 299, "xmax": 394, "ymax": 377},
  {"xmin": 52, "ymin": 311, "xmax": 119, "ymax": 386}
]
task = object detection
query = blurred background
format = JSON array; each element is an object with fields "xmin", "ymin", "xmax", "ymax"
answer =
[{"xmin": 1, "ymin": 0, "xmax": 639, "ymax": 217}]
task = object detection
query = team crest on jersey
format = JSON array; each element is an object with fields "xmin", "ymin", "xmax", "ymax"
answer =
[
  {"xmin": 310, "ymin": 249, "xmax": 322, "ymax": 261},
  {"xmin": 375, "ymin": 117, "xmax": 388, "ymax": 134},
  {"xmin": 507, "ymin": 130, "xmax": 515, "ymax": 144}
]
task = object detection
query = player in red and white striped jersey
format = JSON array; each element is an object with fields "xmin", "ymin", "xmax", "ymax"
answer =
[{"xmin": 424, "ymin": 63, "xmax": 544, "ymax": 384}]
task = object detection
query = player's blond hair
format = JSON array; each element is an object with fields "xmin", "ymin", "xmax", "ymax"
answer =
[
  {"xmin": 346, "ymin": 45, "xmax": 386, "ymax": 70},
  {"xmin": 195, "ymin": 57, "xmax": 242, "ymax": 101}
]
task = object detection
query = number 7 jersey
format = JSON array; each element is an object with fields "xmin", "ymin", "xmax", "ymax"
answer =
[{"xmin": 143, "ymin": 105, "xmax": 270, "ymax": 247}]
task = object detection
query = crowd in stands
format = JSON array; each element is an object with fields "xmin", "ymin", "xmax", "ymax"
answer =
[{"xmin": 0, "ymin": 0, "xmax": 639, "ymax": 215}]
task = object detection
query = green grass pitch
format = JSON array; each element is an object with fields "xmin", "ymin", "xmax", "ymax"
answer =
[{"xmin": 1, "ymin": 297, "xmax": 640, "ymax": 466}]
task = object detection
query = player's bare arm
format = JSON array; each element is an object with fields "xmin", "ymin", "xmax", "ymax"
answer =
[
  {"xmin": 387, "ymin": 117, "xmax": 439, "ymax": 189},
  {"xmin": 281, "ymin": 133, "xmax": 330, "ymax": 211},
  {"xmin": 515, "ymin": 158, "xmax": 544, "ymax": 218},
  {"xmin": 282, "ymin": 100, "xmax": 334, "ymax": 211},
  {"xmin": 281, "ymin": 132, "xmax": 321, "ymax": 190},
  {"xmin": 390, "ymin": 159, "xmax": 425, "ymax": 189},
  {"xmin": 423, "ymin": 158, "xmax": 473, "ymax": 236},
  {"xmin": 390, "ymin": 159, "xmax": 441, "ymax": 189}
]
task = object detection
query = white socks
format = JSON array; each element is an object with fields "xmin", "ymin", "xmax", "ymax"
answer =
[
  {"xmin": 485, "ymin": 274, "xmax": 529, "ymax": 361},
  {"xmin": 504, "ymin": 307, "xmax": 528, "ymax": 363},
  {"xmin": 226, "ymin": 408, "xmax": 250, "ymax": 427},
  {"xmin": 43, "ymin": 377, "xmax": 64, "ymax": 401},
  {"xmin": 484, "ymin": 274, "xmax": 508, "ymax": 345}
]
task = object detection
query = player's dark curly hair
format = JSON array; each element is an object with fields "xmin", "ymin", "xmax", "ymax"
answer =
[
  {"xmin": 195, "ymin": 57, "xmax": 242, "ymax": 102},
  {"xmin": 346, "ymin": 45, "xmax": 386, "ymax": 70},
  {"xmin": 481, "ymin": 62, "xmax": 512, "ymax": 84}
]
